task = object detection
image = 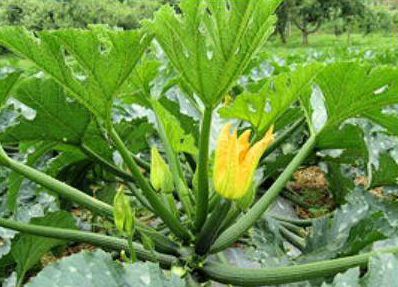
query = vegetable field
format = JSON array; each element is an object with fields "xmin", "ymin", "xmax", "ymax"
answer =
[{"xmin": 0, "ymin": 0, "xmax": 397, "ymax": 286}]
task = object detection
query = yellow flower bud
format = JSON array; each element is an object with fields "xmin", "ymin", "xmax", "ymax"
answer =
[
  {"xmin": 114, "ymin": 188, "xmax": 134, "ymax": 236},
  {"xmin": 150, "ymin": 147, "xmax": 174, "ymax": 193},
  {"xmin": 213, "ymin": 124, "xmax": 274, "ymax": 200}
]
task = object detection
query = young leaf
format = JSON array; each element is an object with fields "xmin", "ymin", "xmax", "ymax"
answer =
[
  {"xmin": 220, "ymin": 64, "xmax": 322, "ymax": 134},
  {"xmin": 145, "ymin": 0, "xmax": 281, "ymax": 107},
  {"xmin": 25, "ymin": 251, "xmax": 185, "ymax": 287},
  {"xmin": 0, "ymin": 27, "xmax": 152, "ymax": 120}
]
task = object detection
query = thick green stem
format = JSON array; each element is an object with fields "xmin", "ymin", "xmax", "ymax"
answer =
[
  {"xmin": 126, "ymin": 183, "xmax": 154, "ymax": 213},
  {"xmin": 0, "ymin": 144, "xmax": 11, "ymax": 167},
  {"xmin": 194, "ymin": 108, "xmax": 213, "ymax": 232},
  {"xmin": 1, "ymin": 148, "xmax": 179, "ymax": 255},
  {"xmin": 219, "ymin": 205, "xmax": 241, "ymax": 234},
  {"xmin": 195, "ymin": 200, "xmax": 231, "ymax": 255},
  {"xmin": 108, "ymin": 127, "xmax": 191, "ymax": 242},
  {"xmin": 211, "ymin": 135, "xmax": 316, "ymax": 253},
  {"xmin": 200, "ymin": 246, "xmax": 398, "ymax": 286},
  {"xmin": 80, "ymin": 143, "xmax": 135, "ymax": 182},
  {"xmin": 279, "ymin": 225, "xmax": 306, "ymax": 252},
  {"xmin": 7, "ymin": 157, "xmax": 114, "ymax": 217},
  {"xmin": 279, "ymin": 222, "xmax": 307, "ymax": 238},
  {"xmin": 0, "ymin": 218, "xmax": 177, "ymax": 269},
  {"xmin": 133, "ymin": 155, "xmax": 150, "ymax": 171},
  {"xmin": 271, "ymin": 214, "xmax": 332, "ymax": 227},
  {"xmin": 208, "ymin": 194, "xmax": 221, "ymax": 213},
  {"xmin": 281, "ymin": 190, "xmax": 312, "ymax": 209}
]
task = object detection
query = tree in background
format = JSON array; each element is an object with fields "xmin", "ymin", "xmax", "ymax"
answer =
[
  {"xmin": 275, "ymin": 1, "xmax": 291, "ymax": 44},
  {"xmin": 0, "ymin": 0, "xmax": 162, "ymax": 31},
  {"xmin": 275, "ymin": 0, "xmax": 372, "ymax": 45},
  {"xmin": 333, "ymin": 0, "xmax": 368, "ymax": 42}
]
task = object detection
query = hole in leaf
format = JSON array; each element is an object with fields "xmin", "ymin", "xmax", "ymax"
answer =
[
  {"xmin": 374, "ymin": 85, "xmax": 389, "ymax": 95},
  {"xmin": 8, "ymin": 98, "xmax": 37, "ymax": 121},
  {"xmin": 248, "ymin": 104, "xmax": 257, "ymax": 114},
  {"xmin": 264, "ymin": 99, "xmax": 272, "ymax": 113},
  {"xmin": 207, "ymin": 50, "xmax": 213, "ymax": 60},
  {"xmin": 310, "ymin": 84, "xmax": 328, "ymax": 133}
]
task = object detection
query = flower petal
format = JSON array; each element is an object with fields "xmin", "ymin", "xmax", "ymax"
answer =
[{"xmin": 238, "ymin": 129, "xmax": 251, "ymax": 163}]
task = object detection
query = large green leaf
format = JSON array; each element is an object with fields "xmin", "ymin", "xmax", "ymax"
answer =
[
  {"xmin": 145, "ymin": 0, "xmax": 281, "ymax": 107},
  {"xmin": 302, "ymin": 62, "xmax": 398, "ymax": 136},
  {"xmin": 10, "ymin": 211, "xmax": 77, "ymax": 282},
  {"xmin": 300, "ymin": 187, "xmax": 397, "ymax": 263},
  {"xmin": 322, "ymin": 254, "xmax": 398, "ymax": 287},
  {"xmin": 1, "ymin": 78, "xmax": 91, "ymax": 145},
  {"xmin": 300, "ymin": 63, "xmax": 398, "ymax": 201},
  {"xmin": 25, "ymin": 250, "xmax": 185, "ymax": 287},
  {"xmin": 0, "ymin": 71, "xmax": 20, "ymax": 109},
  {"xmin": 0, "ymin": 27, "xmax": 152, "ymax": 120},
  {"xmin": 220, "ymin": 64, "xmax": 322, "ymax": 134}
]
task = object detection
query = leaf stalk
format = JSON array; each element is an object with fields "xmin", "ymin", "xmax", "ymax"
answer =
[{"xmin": 194, "ymin": 108, "xmax": 213, "ymax": 232}]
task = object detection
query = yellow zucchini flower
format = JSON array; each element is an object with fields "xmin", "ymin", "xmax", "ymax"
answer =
[{"xmin": 213, "ymin": 124, "xmax": 274, "ymax": 200}]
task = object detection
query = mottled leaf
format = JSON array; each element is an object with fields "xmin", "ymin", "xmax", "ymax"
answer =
[{"xmin": 25, "ymin": 250, "xmax": 185, "ymax": 287}]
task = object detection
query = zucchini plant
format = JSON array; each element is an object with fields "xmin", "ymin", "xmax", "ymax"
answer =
[{"xmin": 0, "ymin": 0, "xmax": 398, "ymax": 286}]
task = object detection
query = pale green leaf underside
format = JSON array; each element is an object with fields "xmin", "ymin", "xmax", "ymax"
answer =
[
  {"xmin": 220, "ymin": 64, "xmax": 323, "ymax": 133},
  {"xmin": 0, "ymin": 27, "xmax": 152, "ymax": 120},
  {"xmin": 26, "ymin": 250, "xmax": 185, "ymax": 287},
  {"xmin": 146, "ymin": 0, "xmax": 281, "ymax": 106},
  {"xmin": 1, "ymin": 78, "xmax": 91, "ymax": 145}
]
